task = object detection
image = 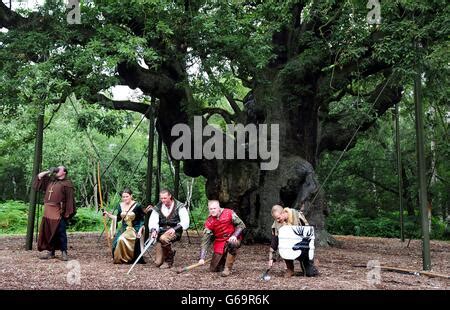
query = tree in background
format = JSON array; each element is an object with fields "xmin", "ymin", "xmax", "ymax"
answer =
[{"xmin": 1, "ymin": 1, "xmax": 448, "ymax": 242}]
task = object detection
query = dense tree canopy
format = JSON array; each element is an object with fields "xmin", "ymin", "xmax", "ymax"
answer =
[{"xmin": 1, "ymin": 0, "xmax": 448, "ymax": 242}]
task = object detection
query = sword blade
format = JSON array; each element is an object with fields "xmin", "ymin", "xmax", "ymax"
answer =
[{"xmin": 127, "ymin": 238, "xmax": 156, "ymax": 275}]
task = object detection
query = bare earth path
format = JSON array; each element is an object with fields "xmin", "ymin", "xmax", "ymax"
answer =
[{"xmin": 0, "ymin": 233, "xmax": 448, "ymax": 290}]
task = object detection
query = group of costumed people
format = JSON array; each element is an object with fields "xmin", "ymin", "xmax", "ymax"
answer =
[{"xmin": 33, "ymin": 166, "xmax": 319, "ymax": 277}]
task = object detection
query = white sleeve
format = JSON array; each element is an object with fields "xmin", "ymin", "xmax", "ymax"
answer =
[
  {"xmin": 178, "ymin": 207, "xmax": 190, "ymax": 230},
  {"xmin": 148, "ymin": 210, "xmax": 160, "ymax": 232}
]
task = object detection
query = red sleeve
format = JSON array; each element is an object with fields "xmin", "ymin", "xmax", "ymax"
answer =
[{"xmin": 205, "ymin": 217, "xmax": 214, "ymax": 231}]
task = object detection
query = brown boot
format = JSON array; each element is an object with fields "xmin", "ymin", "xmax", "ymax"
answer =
[
  {"xmin": 39, "ymin": 250, "xmax": 55, "ymax": 260},
  {"xmin": 210, "ymin": 253, "xmax": 226, "ymax": 272},
  {"xmin": 154, "ymin": 243, "xmax": 165, "ymax": 267},
  {"xmin": 284, "ymin": 260, "xmax": 295, "ymax": 278},
  {"xmin": 60, "ymin": 251, "xmax": 68, "ymax": 261},
  {"xmin": 159, "ymin": 244, "xmax": 172, "ymax": 269},
  {"xmin": 304, "ymin": 259, "xmax": 319, "ymax": 277},
  {"xmin": 221, "ymin": 254, "xmax": 236, "ymax": 277},
  {"xmin": 162, "ymin": 248, "xmax": 175, "ymax": 269}
]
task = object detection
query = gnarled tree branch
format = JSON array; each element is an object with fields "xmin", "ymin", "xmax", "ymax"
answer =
[
  {"xmin": 203, "ymin": 107, "xmax": 233, "ymax": 123},
  {"xmin": 319, "ymin": 78, "xmax": 403, "ymax": 154},
  {"xmin": 95, "ymin": 93, "xmax": 152, "ymax": 116},
  {"xmin": 117, "ymin": 62, "xmax": 175, "ymax": 97},
  {"xmin": 349, "ymin": 170, "xmax": 399, "ymax": 195},
  {"xmin": 224, "ymin": 93, "xmax": 242, "ymax": 115},
  {"xmin": 0, "ymin": 2, "xmax": 27, "ymax": 28}
]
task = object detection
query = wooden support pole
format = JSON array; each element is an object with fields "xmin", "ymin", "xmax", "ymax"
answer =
[
  {"xmin": 146, "ymin": 105, "xmax": 155, "ymax": 206},
  {"xmin": 413, "ymin": 41, "xmax": 431, "ymax": 270},
  {"xmin": 144, "ymin": 105, "xmax": 155, "ymax": 241},
  {"xmin": 394, "ymin": 104, "xmax": 405, "ymax": 242},
  {"xmin": 353, "ymin": 264, "xmax": 449, "ymax": 279},
  {"xmin": 26, "ymin": 104, "xmax": 45, "ymax": 250},
  {"xmin": 98, "ymin": 162, "xmax": 112, "ymax": 252},
  {"xmin": 174, "ymin": 160, "xmax": 180, "ymax": 200},
  {"xmin": 154, "ymin": 133, "xmax": 162, "ymax": 202}
]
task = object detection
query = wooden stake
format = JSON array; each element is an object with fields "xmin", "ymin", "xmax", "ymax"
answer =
[
  {"xmin": 98, "ymin": 162, "xmax": 112, "ymax": 252},
  {"xmin": 353, "ymin": 264, "xmax": 449, "ymax": 279}
]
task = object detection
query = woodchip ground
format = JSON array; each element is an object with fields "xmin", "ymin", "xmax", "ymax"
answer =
[{"xmin": 0, "ymin": 233, "xmax": 448, "ymax": 290}]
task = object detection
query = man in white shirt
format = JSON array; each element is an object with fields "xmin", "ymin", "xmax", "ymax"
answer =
[{"xmin": 148, "ymin": 189, "xmax": 189, "ymax": 268}]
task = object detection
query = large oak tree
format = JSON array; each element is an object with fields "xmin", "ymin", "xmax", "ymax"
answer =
[{"xmin": 1, "ymin": 0, "xmax": 447, "ymax": 243}]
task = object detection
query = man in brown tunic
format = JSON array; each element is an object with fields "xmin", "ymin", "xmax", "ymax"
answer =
[{"xmin": 33, "ymin": 166, "xmax": 76, "ymax": 261}]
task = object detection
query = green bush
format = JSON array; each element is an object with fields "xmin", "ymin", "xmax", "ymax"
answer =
[
  {"xmin": 430, "ymin": 217, "xmax": 447, "ymax": 240},
  {"xmin": 353, "ymin": 216, "xmax": 398, "ymax": 238},
  {"xmin": 0, "ymin": 200, "xmax": 29, "ymax": 234},
  {"xmin": 326, "ymin": 208, "xmax": 449, "ymax": 240},
  {"xmin": 1, "ymin": 200, "xmax": 447, "ymax": 240},
  {"xmin": 0, "ymin": 200, "xmax": 104, "ymax": 234},
  {"xmin": 67, "ymin": 208, "xmax": 103, "ymax": 232},
  {"xmin": 189, "ymin": 203, "xmax": 209, "ymax": 231},
  {"xmin": 326, "ymin": 208, "xmax": 361, "ymax": 236}
]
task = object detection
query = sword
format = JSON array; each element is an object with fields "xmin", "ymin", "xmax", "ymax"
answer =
[
  {"xmin": 127, "ymin": 236, "xmax": 156, "ymax": 275},
  {"xmin": 261, "ymin": 268, "xmax": 272, "ymax": 281},
  {"xmin": 262, "ymin": 256, "xmax": 277, "ymax": 281}
]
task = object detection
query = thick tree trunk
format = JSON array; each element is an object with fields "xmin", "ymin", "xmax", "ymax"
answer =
[
  {"xmin": 119, "ymin": 20, "xmax": 399, "ymax": 247},
  {"xmin": 183, "ymin": 68, "xmax": 336, "ymax": 246},
  {"xmin": 138, "ymin": 44, "xmax": 401, "ymax": 246}
]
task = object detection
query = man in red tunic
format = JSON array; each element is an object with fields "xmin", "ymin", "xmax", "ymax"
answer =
[
  {"xmin": 198, "ymin": 200, "xmax": 246, "ymax": 277},
  {"xmin": 33, "ymin": 166, "xmax": 76, "ymax": 261}
]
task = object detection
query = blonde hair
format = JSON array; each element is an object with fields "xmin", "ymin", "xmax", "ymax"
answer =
[{"xmin": 284, "ymin": 208, "xmax": 293, "ymax": 224}]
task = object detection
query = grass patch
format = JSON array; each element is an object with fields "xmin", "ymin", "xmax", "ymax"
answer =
[{"xmin": 0, "ymin": 200, "xmax": 104, "ymax": 234}]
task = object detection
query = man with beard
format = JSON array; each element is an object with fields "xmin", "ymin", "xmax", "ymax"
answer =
[
  {"xmin": 269, "ymin": 204, "xmax": 319, "ymax": 277},
  {"xmin": 33, "ymin": 166, "xmax": 76, "ymax": 261}
]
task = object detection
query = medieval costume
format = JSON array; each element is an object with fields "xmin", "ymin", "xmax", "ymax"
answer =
[
  {"xmin": 270, "ymin": 207, "xmax": 319, "ymax": 277},
  {"xmin": 148, "ymin": 198, "xmax": 189, "ymax": 268},
  {"xmin": 33, "ymin": 174, "xmax": 76, "ymax": 258},
  {"xmin": 199, "ymin": 208, "xmax": 246, "ymax": 277},
  {"xmin": 110, "ymin": 202, "xmax": 146, "ymax": 264}
]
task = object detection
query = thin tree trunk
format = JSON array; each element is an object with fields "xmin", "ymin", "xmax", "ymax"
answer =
[
  {"xmin": 394, "ymin": 103, "xmax": 405, "ymax": 241},
  {"xmin": 12, "ymin": 176, "xmax": 17, "ymax": 200},
  {"xmin": 429, "ymin": 106, "xmax": 437, "ymax": 231},
  {"xmin": 146, "ymin": 106, "xmax": 155, "ymax": 205},
  {"xmin": 144, "ymin": 106, "xmax": 155, "ymax": 241},
  {"xmin": 26, "ymin": 104, "xmax": 45, "ymax": 250},
  {"xmin": 402, "ymin": 165, "xmax": 415, "ymax": 216},
  {"xmin": 174, "ymin": 160, "xmax": 180, "ymax": 200},
  {"xmin": 154, "ymin": 133, "xmax": 162, "ymax": 202},
  {"xmin": 93, "ymin": 163, "xmax": 98, "ymax": 211},
  {"xmin": 413, "ymin": 51, "xmax": 431, "ymax": 270}
]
